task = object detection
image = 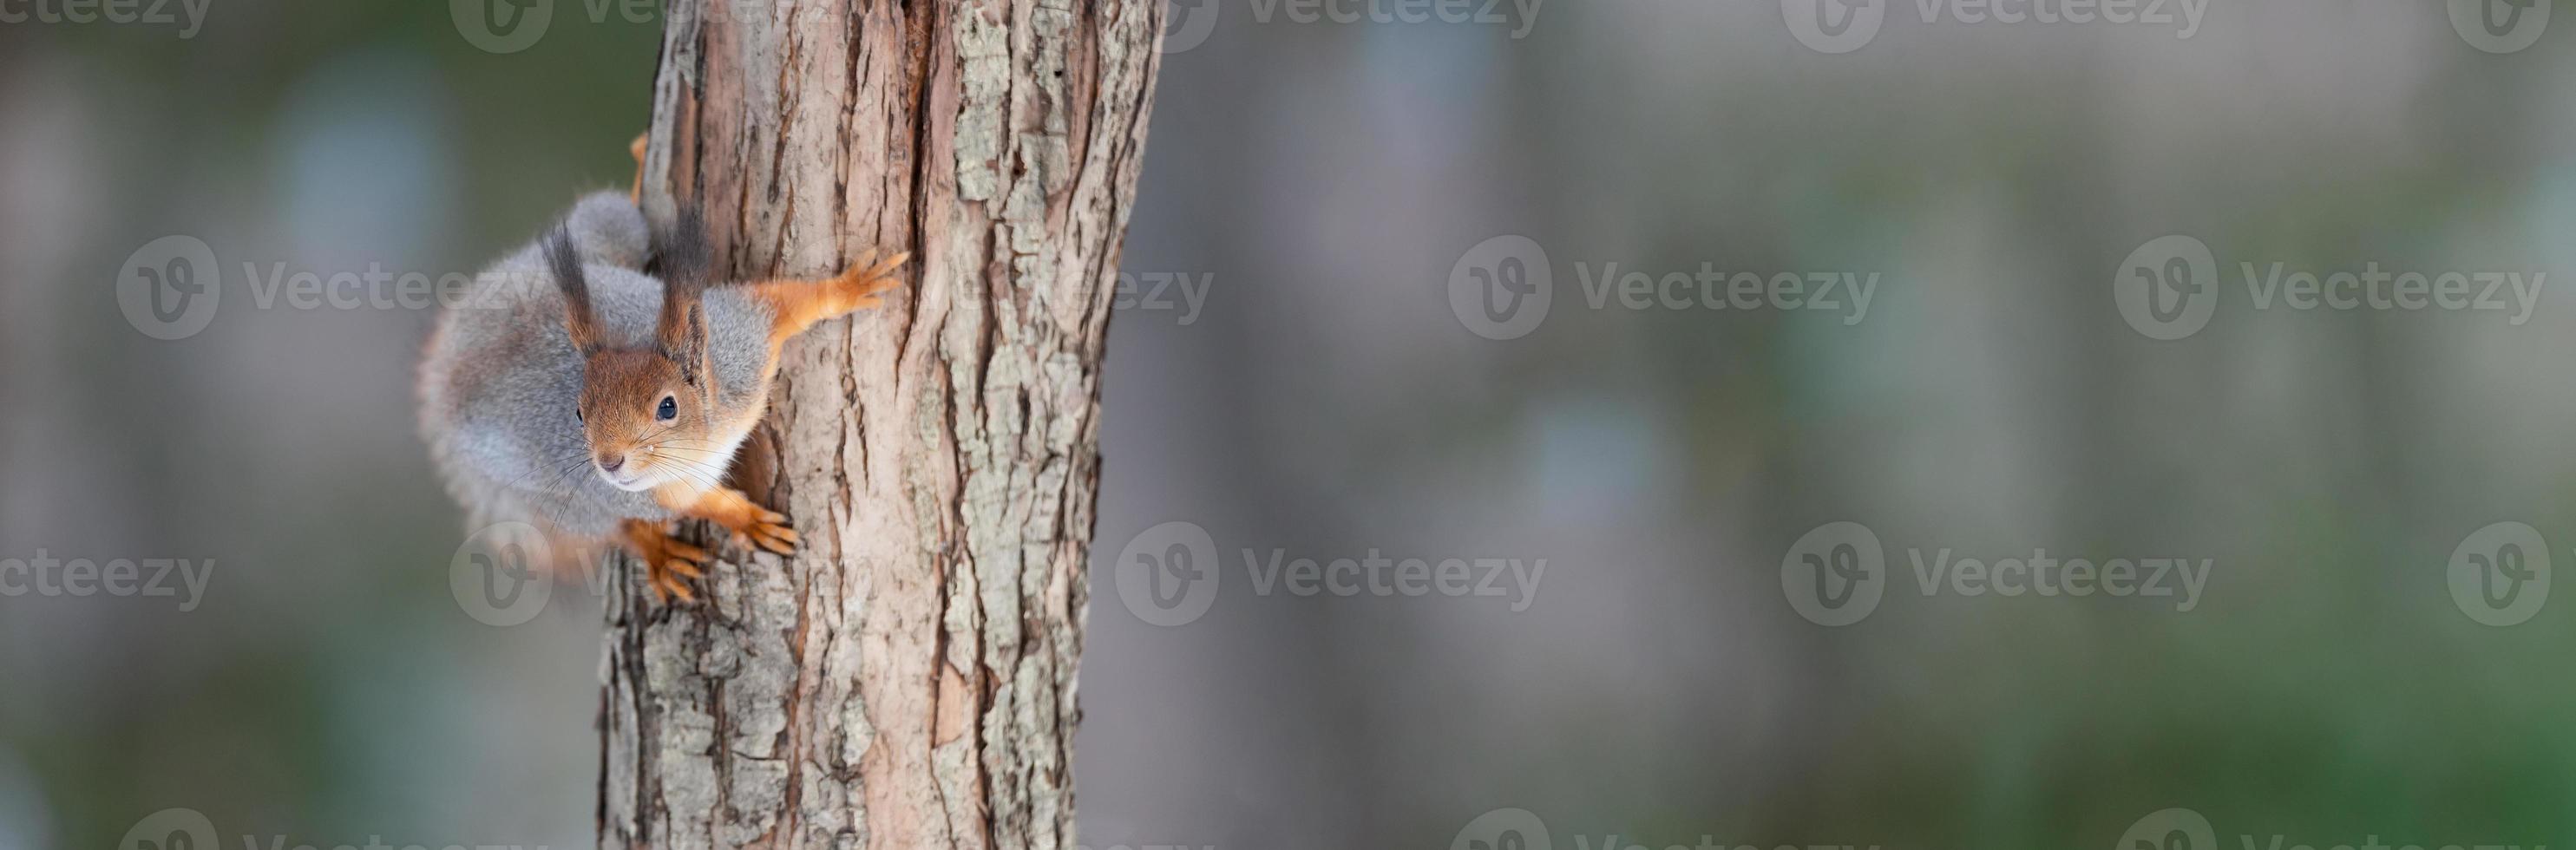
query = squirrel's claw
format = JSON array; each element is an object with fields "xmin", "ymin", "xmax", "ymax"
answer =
[
  {"xmin": 678, "ymin": 489, "xmax": 799, "ymax": 559},
  {"xmin": 733, "ymin": 507, "xmax": 799, "ymax": 556},
  {"xmin": 661, "ymin": 545, "xmax": 709, "ymax": 580},
  {"xmin": 834, "ymin": 250, "xmax": 911, "ymax": 311},
  {"xmin": 648, "ymin": 546, "xmax": 708, "ymax": 603},
  {"xmin": 624, "ymin": 520, "xmax": 712, "ymax": 605},
  {"xmin": 649, "ymin": 565, "xmax": 697, "ymax": 604}
]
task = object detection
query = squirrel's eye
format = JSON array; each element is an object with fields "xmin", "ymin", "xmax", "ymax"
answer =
[
  {"xmin": 657, "ymin": 396, "xmax": 678, "ymax": 421},
  {"xmin": 574, "ymin": 408, "xmax": 584, "ymax": 424}
]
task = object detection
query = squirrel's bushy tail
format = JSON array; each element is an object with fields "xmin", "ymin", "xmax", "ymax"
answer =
[{"xmin": 561, "ymin": 191, "xmax": 651, "ymax": 270}]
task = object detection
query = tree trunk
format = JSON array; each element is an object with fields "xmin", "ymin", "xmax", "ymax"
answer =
[{"xmin": 596, "ymin": 3, "xmax": 1162, "ymax": 848}]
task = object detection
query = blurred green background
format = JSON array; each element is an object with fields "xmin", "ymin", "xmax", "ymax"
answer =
[{"xmin": 5, "ymin": 2, "xmax": 2576, "ymax": 848}]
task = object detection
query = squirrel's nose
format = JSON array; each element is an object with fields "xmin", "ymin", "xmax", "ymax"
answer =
[{"xmin": 598, "ymin": 454, "xmax": 627, "ymax": 474}]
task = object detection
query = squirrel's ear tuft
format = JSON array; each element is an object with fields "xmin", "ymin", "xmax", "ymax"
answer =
[
  {"xmin": 652, "ymin": 205, "xmax": 713, "ymax": 291},
  {"xmin": 547, "ymin": 226, "xmax": 603, "ymax": 356},
  {"xmin": 653, "ymin": 206, "xmax": 712, "ymax": 386}
]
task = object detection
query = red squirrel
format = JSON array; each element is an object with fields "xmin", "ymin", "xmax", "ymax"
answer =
[{"xmin": 418, "ymin": 135, "xmax": 907, "ymax": 601}]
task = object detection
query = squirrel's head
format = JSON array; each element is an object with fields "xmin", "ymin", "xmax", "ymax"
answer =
[{"xmin": 548, "ymin": 219, "xmax": 720, "ymax": 494}]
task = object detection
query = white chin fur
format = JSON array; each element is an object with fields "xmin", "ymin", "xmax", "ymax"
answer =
[{"xmin": 598, "ymin": 468, "xmax": 658, "ymax": 492}]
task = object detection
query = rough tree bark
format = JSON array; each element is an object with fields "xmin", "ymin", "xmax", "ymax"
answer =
[{"xmin": 597, "ymin": 2, "xmax": 1162, "ymax": 848}]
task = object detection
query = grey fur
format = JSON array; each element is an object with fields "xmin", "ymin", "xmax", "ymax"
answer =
[{"xmin": 419, "ymin": 192, "xmax": 775, "ymax": 539}]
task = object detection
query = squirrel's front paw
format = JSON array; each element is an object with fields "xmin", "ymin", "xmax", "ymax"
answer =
[
  {"xmin": 678, "ymin": 487, "xmax": 801, "ymax": 559},
  {"xmin": 621, "ymin": 520, "xmax": 711, "ymax": 603},
  {"xmin": 833, "ymin": 249, "xmax": 910, "ymax": 311},
  {"xmin": 723, "ymin": 506, "xmax": 799, "ymax": 556}
]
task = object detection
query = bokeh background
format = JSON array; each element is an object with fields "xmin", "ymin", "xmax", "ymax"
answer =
[{"xmin": 7, "ymin": 1, "xmax": 2576, "ymax": 847}]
